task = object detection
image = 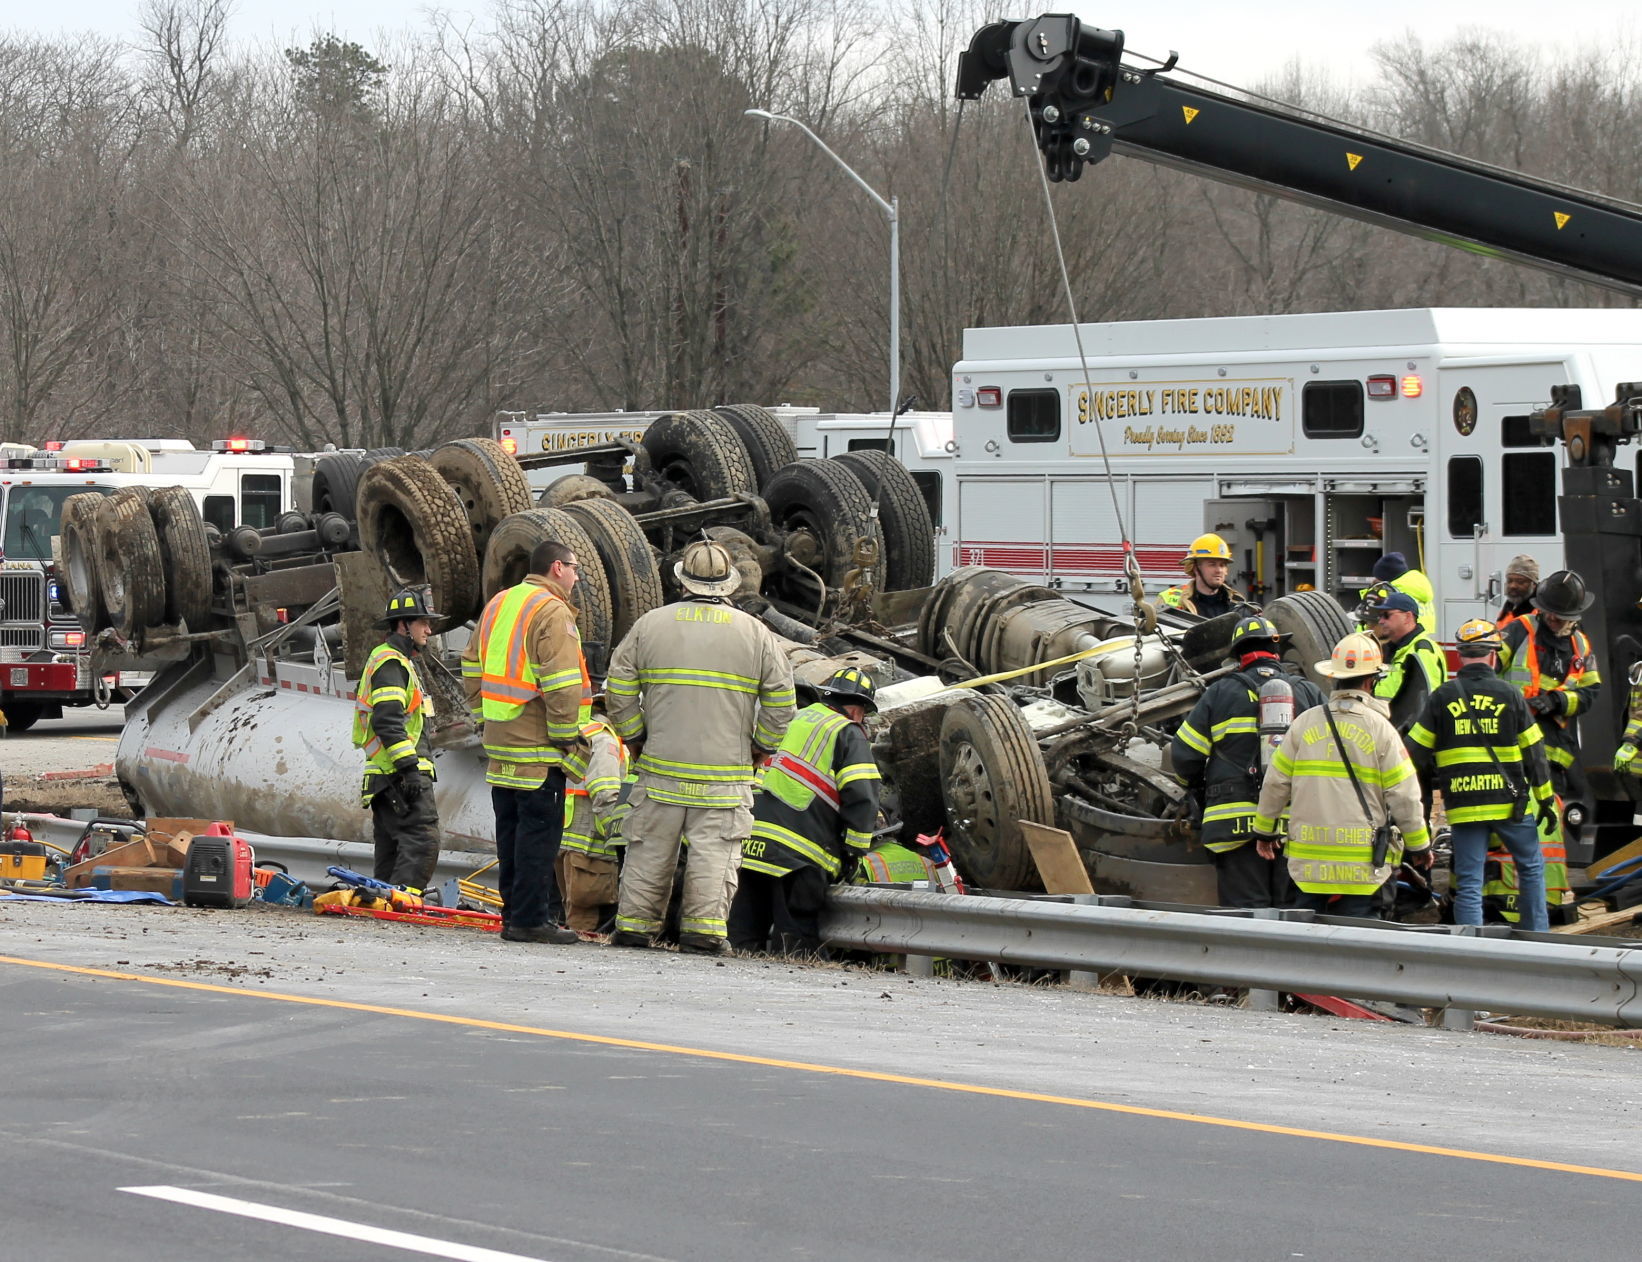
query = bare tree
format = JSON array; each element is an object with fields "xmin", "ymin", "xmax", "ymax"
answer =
[{"xmin": 137, "ymin": 0, "xmax": 233, "ymax": 150}]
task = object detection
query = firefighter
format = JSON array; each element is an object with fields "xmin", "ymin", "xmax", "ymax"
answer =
[
  {"xmin": 729, "ymin": 667, "xmax": 884, "ymax": 955},
  {"xmin": 1406, "ymin": 619, "xmax": 1555, "ymax": 933},
  {"xmin": 605, "ymin": 539, "xmax": 796, "ymax": 955},
  {"xmin": 1158, "ymin": 533, "xmax": 1247, "ymax": 618},
  {"xmin": 1252, "ymin": 633, "xmax": 1432, "ymax": 919},
  {"xmin": 1497, "ymin": 569, "xmax": 1601, "ymax": 826},
  {"xmin": 1613, "ymin": 660, "xmax": 1642, "ymax": 775},
  {"xmin": 461, "ymin": 539, "xmax": 588, "ymax": 946},
  {"xmin": 353, "ymin": 587, "xmax": 442, "ymax": 895},
  {"xmin": 1170, "ymin": 615, "xmax": 1323, "ymax": 908},
  {"xmin": 555, "ymin": 699, "xmax": 628, "ymax": 932},
  {"xmin": 1362, "ymin": 590, "xmax": 1445, "ymax": 734},
  {"xmin": 1365, "ymin": 551, "xmax": 1437, "ymax": 633},
  {"xmin": 1496, "ymin": 554, "xmax": 1540, "ymax": 630}
]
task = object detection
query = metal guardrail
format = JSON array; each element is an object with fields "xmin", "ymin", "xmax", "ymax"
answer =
[
  {"xmin": 820, "ymin": 887, "xmax": 1642, "ymax": 1026},
  {"xmin": 16, "ymin": 811, "xmax": 1642, "ymax": 1026}
]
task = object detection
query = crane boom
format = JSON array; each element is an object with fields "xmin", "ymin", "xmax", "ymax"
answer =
[{"xmin": 957, "ymin": 15, "xmax": 1642, "ymax": 299}]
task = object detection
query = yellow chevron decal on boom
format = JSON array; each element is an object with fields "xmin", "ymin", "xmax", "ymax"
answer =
[
  {"xmin": 1554, "ymin": 212, "xmax": 1571, "ymax": 230},
  {"xmin": 1182, "ymin": 106, "xmax": 1199, "ymax": 124},
  {"xmin": 1346, "ymin": 153, "xmax": 1363, "ymax": 170}
]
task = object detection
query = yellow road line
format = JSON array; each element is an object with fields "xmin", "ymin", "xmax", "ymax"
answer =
[{"xmin": 3, "ymin": 951, "xmax": 1639, "ymax": 1184}]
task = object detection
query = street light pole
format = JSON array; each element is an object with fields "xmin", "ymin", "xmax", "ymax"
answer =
[{"xmin": 745, "ymin": 108, "xmax": 899, "ymax": 417}]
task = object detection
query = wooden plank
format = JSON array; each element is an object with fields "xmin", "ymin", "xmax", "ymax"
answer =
[
  {"xmin": 1020, "ymin": 820, "xmax": 1094, "ymax": 895},
  {"xmin": 1555, "ymin": 903, "xmax": 1642, "ymax": 938}
]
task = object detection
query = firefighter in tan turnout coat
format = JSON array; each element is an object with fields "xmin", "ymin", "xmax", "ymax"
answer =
[{"xmin": 605, "ymin": 540, "xmax": 796, "ymax": 954}]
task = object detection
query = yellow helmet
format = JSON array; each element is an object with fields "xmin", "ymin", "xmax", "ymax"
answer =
[
  {"xmin": 1315, "ymin": 631, "xmax": 1385, "ymax": 680},
  {"xmin": 1455, "ymin": 618, "xmax": 1503, "ymax": 652},
  {"xmin": 1183, "ymin": 532, "xmax": 1232, "ymax": 573}
]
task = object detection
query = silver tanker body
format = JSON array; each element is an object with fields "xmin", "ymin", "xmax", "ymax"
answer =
[{"xmin": 119, "ymin": 648, "xmax": 498, "ymax": 848}]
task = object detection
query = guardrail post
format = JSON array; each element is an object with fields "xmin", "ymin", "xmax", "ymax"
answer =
[
  {"xmin": 1439, "ymin": 1006, "xmax": 1476, "ymax": 1031},
  {"xmin": 903, "ymin": 953, "xmax": 935, "ymax": 978},
  {"xmin": 1241, "ymin": 908, "xmax": 1284, "ymax": 1010}
]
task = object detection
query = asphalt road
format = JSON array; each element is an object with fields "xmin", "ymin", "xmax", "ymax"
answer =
[
  {"xmin": 3, "ymin": 703, "xmax": 125, "ymax": 777},
  {"xmin": 1, "ymin": 906, "xmax": 1639, "ymax": 1261}
]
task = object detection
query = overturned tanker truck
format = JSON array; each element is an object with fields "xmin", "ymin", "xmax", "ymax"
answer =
[{"xmin": 67, "ymin": 407, "xmax": 1349, "ymax": 902}]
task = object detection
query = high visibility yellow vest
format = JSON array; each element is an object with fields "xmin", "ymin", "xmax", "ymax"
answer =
[
  {"xmin": 353, "ymin": 642, "xmax": 432, "ymax": 777},
  {"xmin": 477, "ymin": 583, "xmax": 590, "ymax": 722},
  {"xmin": 1373, "ymin": 634, "xmax": 1445, "ymax": 705}
]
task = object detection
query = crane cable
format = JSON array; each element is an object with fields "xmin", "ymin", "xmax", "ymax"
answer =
[{"xmin": 1022, "ymin": 98, "xmax": 1166, "ymax": 735}]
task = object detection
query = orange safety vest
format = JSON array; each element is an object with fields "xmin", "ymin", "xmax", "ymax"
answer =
[
  {"xmin": 476, "ymin": 583, "xmax": 590, "ymax": 720},
  {"xmin": 1503, "ymin": 616, "xmax": 1592, "ymax": 702}
]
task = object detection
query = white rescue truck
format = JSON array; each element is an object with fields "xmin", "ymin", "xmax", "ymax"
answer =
[
  {"xmin": 0, "ymin": 439, "xmax": 296, "ymax": 729},
  {"xmin": 499, "ymin": 306, "xmax": 1642, "ymax": 640},
  {"xmin": 941, "ymin": 306, "xmax": 1642, "ymax": 639}
]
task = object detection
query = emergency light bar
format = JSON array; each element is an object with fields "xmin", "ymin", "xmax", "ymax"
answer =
[
  {"xmin": 213, "ymin": 437, "xmax": 266, "ymax": 452},
  {"xmin": 2, "ymin": 456, "xmax": 113, "ymax": 472}
]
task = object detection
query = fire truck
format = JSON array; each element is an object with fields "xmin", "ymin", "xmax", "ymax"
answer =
[
  {"xmin": 0, "ymin": 439, "xmax": 296, "ymax": 730},
  {"xmin": 499, "ymin": 305, "xmax": 1642, "ymax": 644}
]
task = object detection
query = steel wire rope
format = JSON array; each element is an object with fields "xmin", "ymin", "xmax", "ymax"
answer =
[{"xmin": 1020, "ymin": 98, "xmax": 1167, "ymax": 732}]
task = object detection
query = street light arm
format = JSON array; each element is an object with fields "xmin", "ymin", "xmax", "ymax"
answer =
[{"xmin": 744, "ymin": 108, "xmax": 893, "ymax": 219}]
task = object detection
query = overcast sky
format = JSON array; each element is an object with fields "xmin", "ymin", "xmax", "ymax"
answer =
[{"xmin": 12, "ymin": 1, "xmax": 1642, "ymax": 88}]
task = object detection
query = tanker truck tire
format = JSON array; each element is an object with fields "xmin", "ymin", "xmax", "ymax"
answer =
[
  {"xmin": 311, "ymin": 452, "xmax": 366, "ymax": 519},
  {"xmin": 95, "ymin": 488, "xmax": 166, "ymax": 638},
  {"xmin": 363, "ymin": 446, "xmax": 406, "ymax": 462},
  {"xmin": 713, "ymin": 403, "xmax": 798, "ymax": 492},
  {"xmin": 149, "ymin": 485, "xmax": 212, "ymax": 630},
  {"xmin": 760, "ymin": 458, "xmax": 884, "ymax": 614},
  {"xmin": 562, "ymin": 497, "xmax": 662, "ymax": 644},
  {"xmin": 61, "ymin": 492, "xmax": 110, "ymax": 633},
  {"xmin": 1266, "ymin": 590, "xmax": 1354, "ymax": 691},
  {"xmin": 430, "ymin": 437, "xmax": 533, "ymax": 560},
  {"xmin": 939, "ymin": 694, "xmax": 1053, "ymax": 892},
  {"xmin": 483, "ymin": 508, "xmax": 615, "ymax": 675},
  {"xmin": 356, "ymin": 455, "xmax": 481, "ymax": 629},
  {"xmin": 829, "ymin": 449, "xmax": 935, "ymax": 591},
  {"xmin": 539, "ymin": 474, "xmax": 619, "ymax": 508},
  {"xmin": 641, "ymin": 410, "xmax": 756, "ymax": 502}
]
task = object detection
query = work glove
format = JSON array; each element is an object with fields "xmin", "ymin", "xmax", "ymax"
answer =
[
  {"xmin": 1535, "ymin": 799, "xmax": 1559, "ymax": 833},
  {"xmin": 1616, "ymin": 742, "xmax": 1639, "ymax": 773},
  {"xmin": 1529, "ymin": 690, "xmax": 1566, "ymax": 717},
  {"xmin": 396, "ymin": 768, "xmax": 431, "ymax": 802},
  {"xmin": 835, "ymin": 851, "xmax": 861, "ymax": 886}
]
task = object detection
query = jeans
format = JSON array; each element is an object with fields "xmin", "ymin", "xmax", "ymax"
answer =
[
  {"xmin": 1451, "ymin": 816, "xmax": 1549, "ymax": 933},
  {"xmin": 492, "ymin": 771, "xmax": 567, "ymax": 929}
]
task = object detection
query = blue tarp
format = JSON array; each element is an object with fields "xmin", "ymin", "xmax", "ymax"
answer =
[{"xmin": 0, "ymin": 889, "xmax": 173, "ymax": 905}]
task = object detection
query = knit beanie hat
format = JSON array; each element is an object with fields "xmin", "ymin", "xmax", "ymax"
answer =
[
  {"xmin": 1505, "ymin": 554, "xmax": 1540, "ymax": 583},
  {"xmin": 1371, "ymin": 552, "xmax": 1407, "ymax": 582}
]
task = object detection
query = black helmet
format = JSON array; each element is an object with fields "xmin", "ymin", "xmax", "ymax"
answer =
[
  {"xmin": 817, "ymin": 667, "xmax": 877, "ymax": 713},
  {"xmin": 378, "ymin": 587, "xmax": 442, "ymax": 628},
  {"xmin": 1535, "ymin": 569, "xmax": 1595, "ymax": 619},
  {"xmin": 1229, "ymin": 614, "xmax": 1284, "ymax": 653}
]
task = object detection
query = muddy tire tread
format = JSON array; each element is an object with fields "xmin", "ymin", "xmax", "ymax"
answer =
[
  {"xmin": 149, "ymin": 485, "xmax": 213, "ymax": 629},
  {"xmin": 640, "ymin": 410, "xmax": 756, "ymax": 501},
  {"xmin": 562, "ymin": 497, "xmax": 663, "ymax": 644},
  {"xmin": 430, "ymin": 437, "xmax": 533, "ymax": 561},
  {"xmin": 830, "ymin": 449, "xmax": 935, "ymax": 590},
  {"xmin": 356, "ymin": 455, "xmax": 481, "ymax": 629},
  {"xmin": 95, "ymin": 488, "xmax": 166, "ymax": 636},
  {"xmin": 482, "ymin": 508, "xmax": 615, "ymax": 675},
  {"xmin": 713, "ymin": 403, "xmax": 798, "ymax": 492},
  {"xmin": 939, "ymin": 693, "xmax": 1054, "ymax": 892}
]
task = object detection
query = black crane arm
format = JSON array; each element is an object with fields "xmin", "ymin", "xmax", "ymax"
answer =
[{"xmin": 957, "ymin": 14, "xmax": 1642, "ymax": 299}]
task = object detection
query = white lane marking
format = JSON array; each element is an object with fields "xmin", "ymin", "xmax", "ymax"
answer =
[{"xmin": 120, "ymin": 1186, "xmax": 551, "ymax": 1261}]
